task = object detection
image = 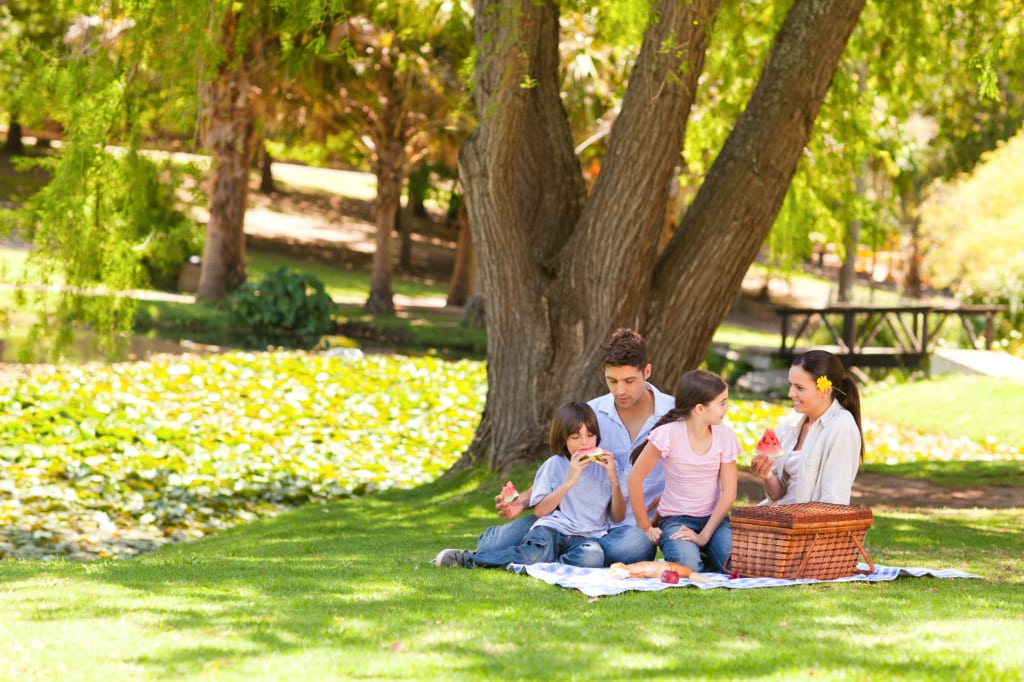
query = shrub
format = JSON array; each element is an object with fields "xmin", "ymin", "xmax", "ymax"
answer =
[{"xmin": 228, "ymin": 267, "xmax": 336, "ymax": 349}]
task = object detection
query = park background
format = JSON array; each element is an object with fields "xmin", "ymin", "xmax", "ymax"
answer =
[{"xmin": 1, "ymin": 1, "xmax": 1023, "ymax": 680}]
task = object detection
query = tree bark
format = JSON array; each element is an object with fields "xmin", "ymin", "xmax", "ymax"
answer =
[
  {"xmin": 197, "ymin": 9, "xmax": 256, "ymax": 302},
  {"xmin": 446, "ymin": 202, "xmax": 474, "ymax": 307},
  {"xmin": 459, "ymin": 0, "xmax": 867, "ymax": 474}
]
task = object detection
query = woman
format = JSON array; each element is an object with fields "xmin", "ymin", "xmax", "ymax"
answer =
[{"xmin": 750, "ymin": 350, "xmax": 863, "ymax": 505}]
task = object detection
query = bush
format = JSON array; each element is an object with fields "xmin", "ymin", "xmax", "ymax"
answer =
[{"xmin": 228, "ymin": 267, "xmax": 336, "ymax": 349}]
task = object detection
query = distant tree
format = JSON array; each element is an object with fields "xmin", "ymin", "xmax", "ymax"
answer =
[{"xmin": 312, "ymin": 0, "xmax": 473, "ymax": 314}]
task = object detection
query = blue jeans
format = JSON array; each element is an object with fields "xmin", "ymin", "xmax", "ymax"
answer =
[
  {"xmin": 658, "ymin": 514, "xmax": 732, "ymax": 573},
  {"xmin": 600, "ymin": 525, "xmax": 657, "ymax": 564},
  {"xmin": 471, "ymin": 525, "xmax": 605, "ymax": 568},
  {"xmin": 476, "ymin": 514, "xmax": 535, "ymax": 554}
]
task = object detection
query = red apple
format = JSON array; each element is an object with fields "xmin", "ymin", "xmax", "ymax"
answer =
[{"xmin": 661, "ymin": 570, "xmax": 680, "ymax": 584}]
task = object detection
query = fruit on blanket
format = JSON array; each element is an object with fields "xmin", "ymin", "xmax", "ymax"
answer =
[
  {"xmin": 610, "ymin": 560, "xmax": 694, "ymax": 579},
  {"xmin": 500, "ymin": 481, "xmax": 519, "ymax": 504},
  {"xmin": 755, "ymin": 427, "xmax": 782, "ymax": 456},
  {"xmin": 661, "ymin": 570, "xmax": 680, "ymax": 584}
]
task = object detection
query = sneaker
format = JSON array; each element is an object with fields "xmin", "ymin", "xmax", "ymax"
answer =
[{"xmin": 433, "ymin": 548, "xmax": 475, "ymax": 568}]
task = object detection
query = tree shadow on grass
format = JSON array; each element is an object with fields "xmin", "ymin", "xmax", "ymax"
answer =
[{"xmin": 6, "ymin": 471, "xmax": 1022, "ymax": 679}]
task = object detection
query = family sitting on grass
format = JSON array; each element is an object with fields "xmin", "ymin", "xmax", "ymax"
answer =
[{"xmin": 433, "ymin": 329, "xmax": 864, "ymax": 573}]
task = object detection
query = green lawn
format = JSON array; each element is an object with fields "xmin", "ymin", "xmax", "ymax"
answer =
[
  {"xmin": 1, "ymin": 468, "xmax": 1021, "ymax": 681},
  {"xmin": 865, "ymin": 375, "xmax": 1024, "ymax": 447}
]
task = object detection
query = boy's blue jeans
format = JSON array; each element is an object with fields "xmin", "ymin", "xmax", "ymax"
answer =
[
  {"xmin": 476, "ymin": 514, "xmax": 655, "ymax": 565},
  {"xmin": 658, "ymin": 514, "xmax": 732, "ymax": 573},
  {"xmin": 471, "ymin": 525, "xmax": 605, "ymax": 568}
]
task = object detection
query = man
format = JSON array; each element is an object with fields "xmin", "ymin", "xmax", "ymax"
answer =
[{"xmin": 434, "ymin": 328, "xmax": 674, "ymax": 567}]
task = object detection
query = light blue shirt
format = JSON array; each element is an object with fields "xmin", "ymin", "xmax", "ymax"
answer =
[
  {"xmin": 529, "ymin": 455, "xmax": 613, "ymax": 538},
  {"xmin": 589, "ymin": 383, "xmax": 675, "ymax": 526}
]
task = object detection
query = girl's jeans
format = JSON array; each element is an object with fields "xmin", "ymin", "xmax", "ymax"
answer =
[{"xmin": 658, "ymin": 514, "xmax": 732, "ymax": 573}]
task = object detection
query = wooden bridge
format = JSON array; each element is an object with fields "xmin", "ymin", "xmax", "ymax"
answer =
[{"xmin": 776, "ymin": 303, "xmax": 1007, "ymax": 369}]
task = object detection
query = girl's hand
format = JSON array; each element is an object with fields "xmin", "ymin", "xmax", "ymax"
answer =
[
  {"xmin": 750, "ymin": 453, "xmax": 774, "ymax": 480},
  {"xmin": 669, "ymin": 526, "xmax": 702, "ymax": 545},
  {"xmin": 643, "ymin": 526, "xmax": 662, "ymax": 544}
]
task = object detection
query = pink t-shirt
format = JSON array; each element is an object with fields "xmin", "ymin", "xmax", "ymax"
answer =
[{"xmin": 648, "ymin": 420, "xmax": 740, "ymax": 518}]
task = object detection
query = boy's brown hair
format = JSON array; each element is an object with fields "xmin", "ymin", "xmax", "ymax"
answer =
[{"xmin": 548, "ymin": 401, "xmax": 602, "ymax": 457}]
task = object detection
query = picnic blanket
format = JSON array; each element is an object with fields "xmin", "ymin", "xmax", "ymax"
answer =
[{"xmin": 509, "ymin": 562, "xmax": 981, "ymax": 597}]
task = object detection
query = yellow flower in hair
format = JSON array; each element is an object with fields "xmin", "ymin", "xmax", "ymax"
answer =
[{"xmin": 816, "ymin": 375, "xmax": 833, "ymax": 392}]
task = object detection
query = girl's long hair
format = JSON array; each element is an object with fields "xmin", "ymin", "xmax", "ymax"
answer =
[
  {"xmin": 793, "ymin": 349, "xmax": 864, "ymax": 458},
  {"xmin": 629, "ymin": 370, "xmax": 726, "ymax": 463}
]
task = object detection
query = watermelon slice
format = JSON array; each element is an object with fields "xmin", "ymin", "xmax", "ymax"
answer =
[
  {"xmin": 754, "ymin": 427, "xmax": 782, "ymax": 456},
  {"xmin": 500, "ymin": 481, "xmax": 519, "ymax": 504},
  {"xmin": 577, "ymin": 447, "xmax": 607, "ymax": 462}
]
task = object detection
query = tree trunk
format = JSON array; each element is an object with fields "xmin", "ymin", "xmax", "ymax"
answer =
[
  {"xmin": 365, "ymin": 137, "xmax": 406, "ymax": 314},
  {"xmin": 3, "ymin": 117, "xmax": 24, "ymax": 155},
  {"xmin": 838, "ymin": 171, "xmax": 866, "ymax": 303},
  {"xmin": 197, "ymin": 11, "xmax": 256, "ymax": 302},
  {"xmin": 259, "ymin": 142, "xmax": 276, "ymax": 194},
  {"xmin": 446, "ymin": 202, "xmax": 474, "ymax": 307},
  {"xmin": 459, "ymin": 0, "xmax": 866, "ymax": 474}
]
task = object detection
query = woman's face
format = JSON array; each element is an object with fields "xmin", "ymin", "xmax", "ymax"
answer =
[
  {"xmin": 787, "ymin": 365, "xmax": 831, "ymax": 419},
  {"xmin": 566, "ymin": 423, "xmax": 598, "ymax": 455}
]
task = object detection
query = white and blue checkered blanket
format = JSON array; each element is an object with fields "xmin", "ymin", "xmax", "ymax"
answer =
[{"xmin": 508, "ymin": 562, "xmax": 981, "ymax": 597}]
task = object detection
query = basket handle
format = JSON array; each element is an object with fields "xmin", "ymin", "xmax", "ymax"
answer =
[{"xmin": 851, "ymin": 531, "xmax": 875, "ymax": 575}]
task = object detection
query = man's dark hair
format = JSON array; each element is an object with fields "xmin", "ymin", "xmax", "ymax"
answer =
[{"xmin": 601, "ymin": 328, "xmax": 648, "ymax": 369}]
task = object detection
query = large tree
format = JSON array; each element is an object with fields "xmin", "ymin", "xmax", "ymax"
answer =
[{"xmin": 458, "ymin": 0, "xmax": 866, "ymax": 472}]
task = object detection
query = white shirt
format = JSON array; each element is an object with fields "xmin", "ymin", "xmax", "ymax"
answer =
[{"xmin": 766, "ymin": 399, "xmax": 862, "ymax": 505}]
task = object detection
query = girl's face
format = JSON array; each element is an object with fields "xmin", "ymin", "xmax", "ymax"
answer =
[
  {"xmin": 788, "ymin": 365, "xmax": 831, "ymax": 419},
  {"xmin": 565, "ymin": 423, "xmax": 598, "ymax": 455},
  {"xmin": 700, "ymin": 388, "xmax": 729, "ymax": 425}
]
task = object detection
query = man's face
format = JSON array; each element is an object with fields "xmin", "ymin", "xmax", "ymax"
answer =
[{"xmin": 604, "ymin": 363, "xmax": 651, "ymax": 409}]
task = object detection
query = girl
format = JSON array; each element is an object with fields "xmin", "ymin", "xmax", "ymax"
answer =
[
  {"xmin": 750, "ymin": 349, "xmax": 863, "ymax": 505},
  {"xmin": 626, "ymin": 370, "xmax": 739, "ymax": 573},
  {"xmin": 457, "ymin": 401, "xmax": 626, "ymax": 569}
]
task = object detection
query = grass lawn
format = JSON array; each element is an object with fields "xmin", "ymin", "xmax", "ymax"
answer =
[
  {"xmin": 865, "ymin": 375, "xmax": 1024, "ymax": 447},
  {"xmin": 1, "ymin": 467, "xmax": 1021, "ymax": 681}
]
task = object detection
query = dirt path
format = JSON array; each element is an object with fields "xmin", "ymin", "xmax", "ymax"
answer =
[{"xmin": 737, "ymin": 471, "xmax": 1022, "ymax": 510}]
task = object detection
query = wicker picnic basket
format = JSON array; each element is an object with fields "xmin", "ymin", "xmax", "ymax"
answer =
[{"xmin": 727, "ymin": 502, "xmax": 875, "ymax": 580}]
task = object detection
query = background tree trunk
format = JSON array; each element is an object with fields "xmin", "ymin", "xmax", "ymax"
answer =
[
  {"xmin": 446, "ymin": 202, "xmax": 474, "ymax": 307},
  {"xmin": 197, "ymin": 10, "xmax": 256, "ymax": 302},
  {"xmin": 3, "ymin": 117, "xmax": 24, "ymax": 155},
  {"xmin": 366, "ymin": 136, "xmax": 406, "ymax": 314},
  {"xmin": 460, "ymin": 0, "xmax": 866, "ymax": 474}
]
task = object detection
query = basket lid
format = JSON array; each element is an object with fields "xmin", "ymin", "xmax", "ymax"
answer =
[{"xmin": 732, "ymin": 502, "xmax": 873, "ymax": 529}]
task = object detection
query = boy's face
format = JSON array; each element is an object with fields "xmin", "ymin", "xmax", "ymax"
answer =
[
  {"xmin": 566, "ymin": 423, "xmax": 598, "ymax": 455},
  {"xmin": 603, "ymin": 363, "xmax": 651, "ymax": 410}
]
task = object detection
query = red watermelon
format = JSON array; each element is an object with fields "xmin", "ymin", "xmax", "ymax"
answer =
[{"xmin": 755, "ymin": 427, "xmax": 782, "ymax": 456}]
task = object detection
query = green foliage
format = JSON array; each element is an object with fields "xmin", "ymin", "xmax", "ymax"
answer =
[
  {"xmin": 227, "ymin": 266, "xmax": 336, "ymax": 348},
  {"xmin": 0, "ymin": 351, "xmax": 486, "ymax": 559}
]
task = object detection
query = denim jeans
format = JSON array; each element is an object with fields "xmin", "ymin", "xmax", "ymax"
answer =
[
  {"xmin": 476, "ymin": 514, "xmax": 535, "ymax": 554},
  {"xmin": 658, "ymin": 514, "xmax": 732, "ymax": 573},
  {"xmin": 471, "ymin": 524, "xmax": 605, "ymax": 568},
  {"xmin": 599, "ymin": 525, "xmax": 657, "ymax": 564}
]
